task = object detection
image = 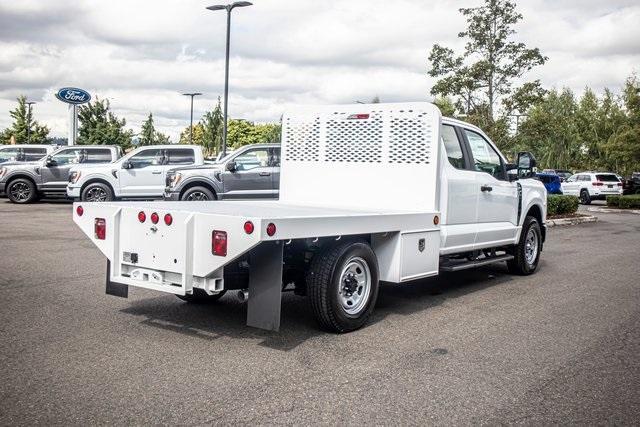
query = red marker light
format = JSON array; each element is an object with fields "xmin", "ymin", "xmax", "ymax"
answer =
[
  {"xmin": 347, "ymin": 113, "xmax": 370, "ymax": 120},
  {"xmin": 76, "ymin": 205, "xmax": 84, "ymax": 216},
  {"xmin": 150, "ymin": 212, "xmax": 159, "ymax": 224},
  {"xmin": 164, "ymin": 214, "xmax": 173, "ymax": 226},
  {"xmin": 266, "ymin": 222, "xmax": 277, "ymax": 236},
  {"xmin": 244, "ymin": 221, "xmax": 254, "ymax": 234},
  {"xmin": 138, "ymin": 211, "xmax": 146, "ymax": 223},
  {"xmin": 94, "ymin": 218, "xmax": 106, "ymax": 240},
  {"xmin": 212, "ymin": 230, "xmax": 227, "ymax": 256}
]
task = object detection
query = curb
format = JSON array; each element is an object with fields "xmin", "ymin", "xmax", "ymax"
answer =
[
  {"xmin": 547, "ymin": 215, "xmax": 598, "ymax": 227},
  {"xmin": 585, "ymin": 207, "xmax": 640, "ymax": 215}
]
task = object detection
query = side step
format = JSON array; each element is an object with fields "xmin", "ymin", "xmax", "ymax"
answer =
[{"xmin": 439, "ymin": 254, "xmax": 514, "ymax": 272}]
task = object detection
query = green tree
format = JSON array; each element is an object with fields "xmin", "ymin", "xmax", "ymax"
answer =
[
  {"xmin": 179, "ymin": 122, "xmax": 205, "ymax": 146},
  {"xmin": 227, "ymin": 120, "xmax": 281, "ymax": 149},
  {"xmin": 156, "ymin": 132, "xmax": 171, "ymax": 144},
  {"xmin": 2, "ymin": 96, "xmax": 49, "ymax": 144},
  {"xmin": 77, "ymin": 98, "xmax": 133, "ymax": 148},
  {"xmin": 201, "ymin": 98, "xmax": 224, "ymax": 156},
  {"xmin": 139, "ymin": 113, "xmax": 156, "ymax": 146},
  {"xmin": 428, "ymin": 0, "xmax": 547, "ymax": 147}
]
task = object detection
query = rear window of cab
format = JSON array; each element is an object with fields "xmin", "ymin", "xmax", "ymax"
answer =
[{"xmin": 596, "ymin": 174, "xmax": 619, "ymax": 182}]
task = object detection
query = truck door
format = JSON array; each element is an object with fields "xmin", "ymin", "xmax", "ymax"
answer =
[
  {"xmin": 40, "ymin": 147, "xmax": 85, "ymax": 191},
  {"xmin": 462, "ymin": 129, "xmax": 518, "ymax": 246},
  {"xmin": 118, "ymin": 149, "xmax": 165, "ymax": 197},
  {"xmin": 221, "ymin": 147, "xmax": 274, "ymax": 199}
]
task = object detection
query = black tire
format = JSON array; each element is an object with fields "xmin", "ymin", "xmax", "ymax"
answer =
[
  {"xmin": 507, "ymin": 215, "xmax": 542, "ymax": 275},
  {"xmin": 579, "ymin": 189, "xmax": 591, "ymax": 205},
  {"xmin": 176, "ymin": 288, "xmax": 226, "ymax": 303},
  {"xmin": 7, "ymin": 178, "xmax": 38, "ymax": 204},
  {"xmin": 306, "ymin": 240, "xmax": 380, "ymax": 333},
  {"xmin": 181, "ymin": 186, "xmax": 215, "ymax": 201},
  {"xmin": 81, "ymin": 182, "xmax": 114, "ymax": 202}
]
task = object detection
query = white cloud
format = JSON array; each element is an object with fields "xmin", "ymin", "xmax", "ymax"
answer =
[{"xmin": 0, "ymin": 0, "xmax": 638, "ymax": 141}]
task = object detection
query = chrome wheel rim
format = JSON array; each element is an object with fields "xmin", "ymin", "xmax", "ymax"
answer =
[
  {"xmin": 10, "ymin": 182, "xmax": 30, "ymax": 202},
  {"xmin": 338, "ymin": 257, "xmax": 371, "ymax": 316},
  {"xmin": 86, "ymin": 187, "xmax": 108, "ymax": 202},
  {"xmin": 524, "ymin": 229, "xmax": 538, "ymax": 266},
  {"xmin": 186, "ymin": 191, "xmax": 210, "ymax": 201}
]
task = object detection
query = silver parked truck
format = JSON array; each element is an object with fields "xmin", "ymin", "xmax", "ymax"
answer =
[
  {"xmin": 0, "ymin": 145, "xmax": 121, "ymax": 203},
  {"xmin": 73, "ymin": 103, "xmax": 547, "ymax": 333}
]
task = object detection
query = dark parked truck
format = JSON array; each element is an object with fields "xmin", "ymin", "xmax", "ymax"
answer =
[
  {"xmin": 0, "ymin": 146, "xmax": 121, "ymax": 203},
  {"xmin": 72, "ymin": 103, "xmax": 546, "ymax": 333}
]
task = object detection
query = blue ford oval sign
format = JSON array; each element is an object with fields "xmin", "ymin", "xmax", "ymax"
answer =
[{"xmin": 56, "ymin": 87, "xmax": 91, "ymax": 105}]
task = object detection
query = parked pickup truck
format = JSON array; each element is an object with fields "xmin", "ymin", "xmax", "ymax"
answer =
[
  {"xmin": 0, "ymin": 144, "xmax": 57, "ymax": 164},
  {"xmin": 165, "ymin": 143, "xmax": 280, "ymax": 201},
  {"xmin": 67, "ymin": 145, "xmax": 204, "ymax": 202},
  {"xmin": 0, "ymin": 145, "xmax": 121, "ymax": 203},
  {"xmin": 73, "ymin": 103, "xmax": 547, "ymax": 333}
]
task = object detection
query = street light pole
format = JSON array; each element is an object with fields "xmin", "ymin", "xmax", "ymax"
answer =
[
  {"xmin": 206, "ymin": 1, "xmax": 252, "ymax": 157},
  {"xmin": 182, "ymin": 93, "xmax": 202, "ymax": 144},
  {"xmin": 25, "ymin": 101, "xmax": 36, "ymax": 143}
]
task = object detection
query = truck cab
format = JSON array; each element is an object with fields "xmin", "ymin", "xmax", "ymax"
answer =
[
  {"xmin": 0, "ymin": 144, "xmax": 57, "ymax": 164},
  {"xmin": 67, "ymin": 145, "xmax": 204, "ymax": 202},
  {"xmin": 0, "ymin": 145, "xmax": 121, "ymax": 203}
]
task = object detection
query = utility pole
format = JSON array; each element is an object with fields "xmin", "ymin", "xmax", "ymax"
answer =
[
  {"xmin": 25, "ymin": 101, "xmax": 36, "ymax": 143},
  {"xmin": 182, "ymin": 93, "xmax": 202, "ymax": 144}
]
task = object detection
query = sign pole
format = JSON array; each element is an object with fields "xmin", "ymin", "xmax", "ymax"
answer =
[{"xmin": 68, "ymin": 104, "xmax": 77, "ymax": 146}]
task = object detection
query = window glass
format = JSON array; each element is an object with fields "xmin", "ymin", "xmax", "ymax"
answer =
[
  {"xmin": 128, "ymin": 149, "xmax": 163, "ymax": 168},
  {"xmin": 22, "ymin": 147, "xmax": 48, "ymax": 161},
  {"xmin": 0, "ymin": 147, "xmax": 20, "ymax": 162},
  {"xmin": 50, "ymin": 148, "xmax": 85, "ymax": 166},
  {"xmin": 85, "ymin": 149, "xmax": 113, "ymax": 163},
  {"xmin": 464, "ymin": 130, "xmax": 503, "ymax": 179},
  {"xmin": 441, "ymin": 125, "xmax": 465, "ymax": 169},
  {"xmin": 596, "ymin": 174, "xmax": 619, "ymax": 182},
  {"xmin": 270, "ymin": 147, "xmax": 281, "ymax": 167},
  {"xmin": 166, "ymin": 149, "xmax": 195, "ymax": 165},
  {"xmin": 579, "ymin": 175, "xmax": 590, "ymax": 181},
  {"xmin": 232, "ymin": 149, "xmax": 270, "ymax": 171},
  {"xmin": 566, "ymin": 175, "xmax": 576, "ymax": 182}
]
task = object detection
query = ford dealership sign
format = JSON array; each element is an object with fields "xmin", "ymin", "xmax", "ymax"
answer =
[{"xmin": 56, "ymin": 87, "xmax": 91, "ymax": 105}]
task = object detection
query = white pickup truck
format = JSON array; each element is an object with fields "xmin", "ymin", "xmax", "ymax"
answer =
[
  {"xmin": 73, "ymin": 103, "xmax": 547, "ymax": 333},
  {"xmin": 67, "ymin": 145, "xmax": 204, "ymax": 201}
]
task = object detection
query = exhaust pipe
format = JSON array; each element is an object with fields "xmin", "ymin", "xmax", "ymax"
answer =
[{"xmin": 237, "ymin": 289, "xmax": 248, "ymax": 302}]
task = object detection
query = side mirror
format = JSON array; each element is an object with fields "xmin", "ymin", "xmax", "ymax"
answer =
[
  {"xmin": 45, "ymin": 156, "xmax": 56, "ymax": 167},
  {"xmin": 225, "ymin": 161, "xmax": 237, "ymax": 172},
  {"xmin": 517, "ymin": 152, "xmax": 537, "ymax": 179},
  {"xmin": 122, "ymin": 160, "xmax": 132, "ymax": 169}
]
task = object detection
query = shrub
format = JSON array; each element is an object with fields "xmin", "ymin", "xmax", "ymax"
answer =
[
  {"xmin": 547, "ymin": 195, "xmax": 579, "ymax": 216},
  {"xmin": 607, "ymin": 195, "xmax": 640, "ymax": 208}
]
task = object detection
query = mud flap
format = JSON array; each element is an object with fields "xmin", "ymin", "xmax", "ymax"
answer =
[
  {"xmin": 105, "ymin": 260, "xmax": 128, "ymax": 298},
  {"xmin": 247, "ymin": 241, "xmax": 283, "ymax": 332}
]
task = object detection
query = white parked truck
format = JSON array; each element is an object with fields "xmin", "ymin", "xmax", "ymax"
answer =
[{"xmin": 73, "ymin": 103, "xmax": 547, "ymax": 333}]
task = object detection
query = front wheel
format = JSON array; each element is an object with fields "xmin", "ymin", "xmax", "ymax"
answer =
[
  {"xmin": 181, "ymin": 186, "xmax": 215, "ymax": 201},
  {"xmin": 81, "ymin": 182, "xmax": 114, "ymax": 202},
  {"xmin": 7, "ymin": 178, "xmax": 38, "ymax": 204},
  {"xmin": 507, "ymin": 216, "xmax": 542, "ymax": 275},
  {"xmin": 307, "ymin": 240, "xmax": 380, "ymax": 333}
]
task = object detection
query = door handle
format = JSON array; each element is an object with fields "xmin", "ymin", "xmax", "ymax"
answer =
[
  {"xmin": 259, "ymin": 172, "xmax": 271, "ymax": 176},
  {"xmin": 481, "ymin": 185, "xmax": 493, "ymax": 192}
]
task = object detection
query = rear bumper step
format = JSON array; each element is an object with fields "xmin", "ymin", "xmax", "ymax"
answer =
[{"xmin": 440, "ymin": 254, "xmax": 514, "ymax": 272}]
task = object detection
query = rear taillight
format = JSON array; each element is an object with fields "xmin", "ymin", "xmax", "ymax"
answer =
[
  {"xmin": 76, "ymin": 206, "xmax": 84, "ymax": 216},
  {"xmin": 266, "ymin": 223, "xmax": 277, "ymax": 236},
  {"xmin": 592, "ymin": 181, "xmax": 603, "ymax": 186},
  {"xmin": 244, "ymin": 221, "xmax": 254, "ymax": 234},
  {"xmin": 617, "ymin": 183, "xmax": 623, "ymax": 187},
  {"xmin": 164, "ymin": 214, "xmax": 173, "ymax": 226},
  {"xmin": 138, "ymin": 211, "xmax": 146, "ymax": 223},
  {"xmin": 212, "ymin": 230, "xmax": 227, "ymax": 257},
  {"xmin": 150, "ymin": 212, "xmax": 159, "ymax": 224},
  {"xmin": 95, "ymin": 218, "xmax": 106, "ymax": 240}
]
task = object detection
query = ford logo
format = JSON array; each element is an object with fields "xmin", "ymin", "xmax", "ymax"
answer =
[{"xmin": 55, "ymin": 87, "xmax": 91, "ymax": 105}]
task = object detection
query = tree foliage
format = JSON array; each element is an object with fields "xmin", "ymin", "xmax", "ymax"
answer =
[
  {"xmin": 77, "ymin": 98, "xmax": 133, "ymax": 148},
  {"xmin": 138, "ymin": 113, "xmax": 171, "ymax": 145},
  {"xmin": 1, "ymin": 96, "xmax": 49, "ymax": 144}
]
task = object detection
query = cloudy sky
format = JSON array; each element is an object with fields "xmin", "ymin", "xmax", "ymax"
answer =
[{"xmin": 0, "ymin": 0, "xmax": 638, "ymax": 141}]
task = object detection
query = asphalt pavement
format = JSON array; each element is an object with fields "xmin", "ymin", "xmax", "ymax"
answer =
[{"xmin": 1, "ymin": 200, "xmax": 639, "ymax": 425}]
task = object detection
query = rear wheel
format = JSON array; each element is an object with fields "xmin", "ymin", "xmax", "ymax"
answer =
[
  {"xmin": 181, "ymin": 186, "xmax": 215, "ymax": 201},
  {"xmin": 81, "ymin": 182, "xmax": 114, "ymax": 202},
  {"xmin": 507, "ymin": 215, "xmax": 542, "ymax": 275},
  {"xmin": 579, "ymin": 189, "xmax": 591, "ymax": 205},
  {"xmin": 307, "ymin": 240, "xmax": 379, "ymax": 333},
  {"xmin": 7, "ymin": 178, "xmax": 37, "ymax": 204},
  {"xmin": 176, "ymin": 288, "xmax": 226, "ymax": 303}
]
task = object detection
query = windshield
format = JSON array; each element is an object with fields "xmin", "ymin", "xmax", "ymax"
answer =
[{"xmin": 596, "ymin": 174, "xmax": 619, "ymax": 182}]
